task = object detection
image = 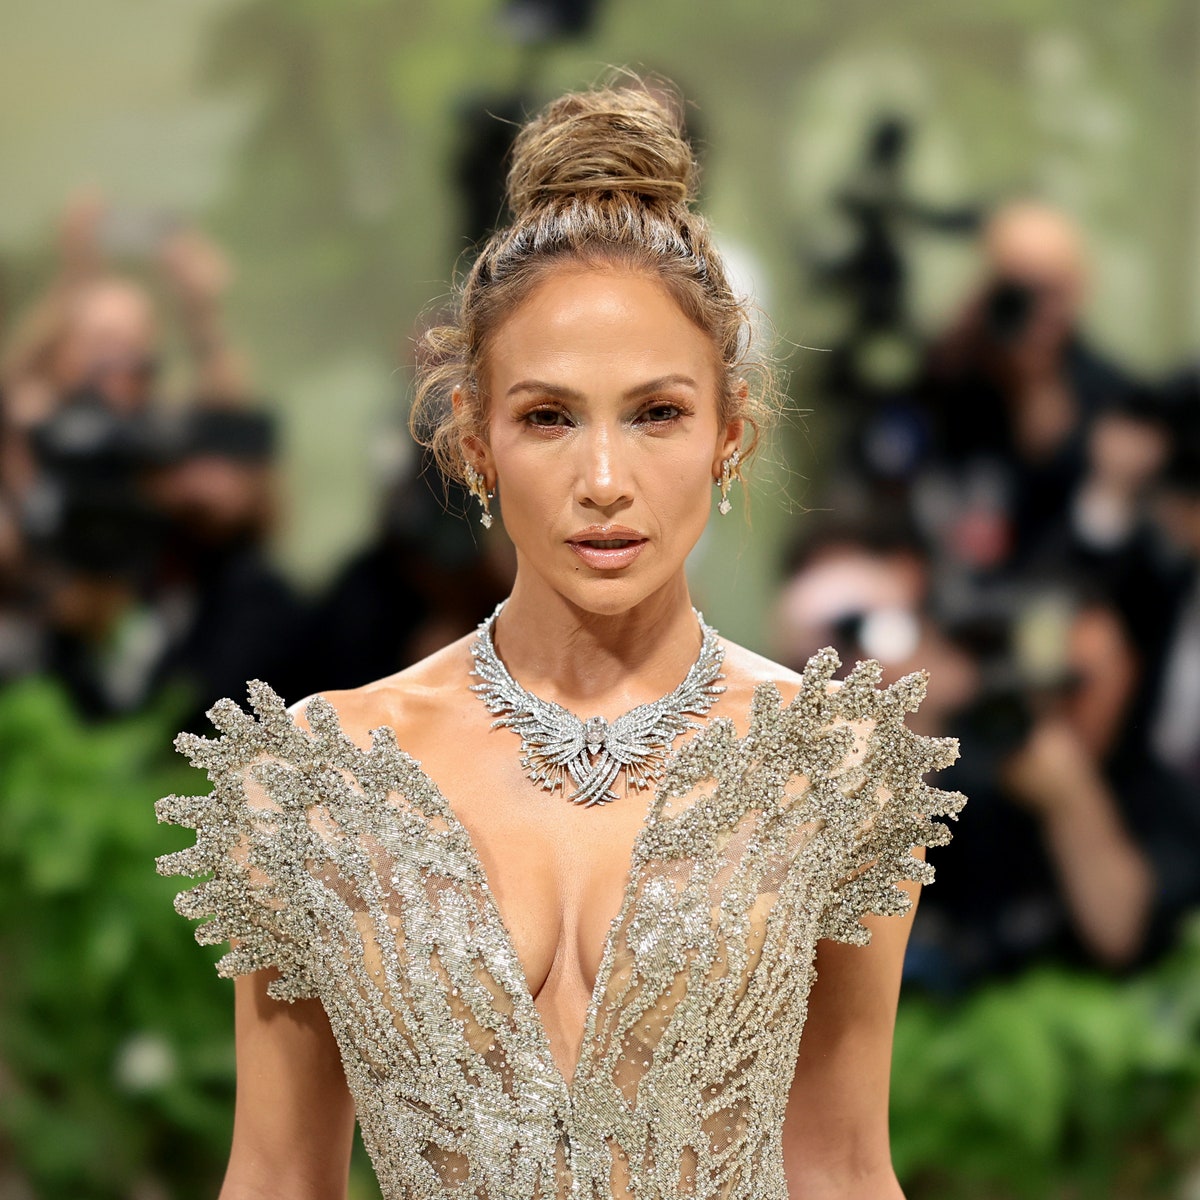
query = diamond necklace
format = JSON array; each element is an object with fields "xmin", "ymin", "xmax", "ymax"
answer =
[{"xmin": 469, "ymin": 601, "xmax": 727, "ymax": 807}]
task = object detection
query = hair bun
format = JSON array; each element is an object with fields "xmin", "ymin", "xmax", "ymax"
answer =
[{"xmin": 506, "ymin": 85, "xmax": 697, "ymax": 218}]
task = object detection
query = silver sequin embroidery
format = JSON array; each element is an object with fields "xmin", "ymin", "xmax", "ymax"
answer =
[{"xmin": 156, "ymin": 647, "xmax": 966, "ymax": 1200}]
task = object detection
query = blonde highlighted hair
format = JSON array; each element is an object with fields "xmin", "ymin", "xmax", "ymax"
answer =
[{"xmin": 410, "ymin": 77, "xmax": 782, "ymax": 484}]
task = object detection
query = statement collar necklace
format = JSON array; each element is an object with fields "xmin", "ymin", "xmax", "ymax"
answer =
[{"xmin": 469, "ymin": 601, "xmax": 727, "ymax": 807}]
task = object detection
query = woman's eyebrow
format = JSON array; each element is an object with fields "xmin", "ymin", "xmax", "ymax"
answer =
[
  {"xmin": 506, "ymin": 380, "xmax": 584, "ymax": 400},
  {"xmin": 624, "ymin": 374, "xmax": 698, "ymax": 399},
  {"xmin": 505, "ymin": 374, "xmax": 698, "ymax": 400}
]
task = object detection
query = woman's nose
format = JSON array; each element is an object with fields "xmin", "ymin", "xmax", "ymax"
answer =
[{"xmin": 575, "ymin": 424, "xmax": 633, "ymax": 511}]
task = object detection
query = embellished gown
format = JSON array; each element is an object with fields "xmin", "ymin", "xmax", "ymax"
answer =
[{"xmin": 156, "ymin": 647, "xmax": 965, "ymax": 1200}]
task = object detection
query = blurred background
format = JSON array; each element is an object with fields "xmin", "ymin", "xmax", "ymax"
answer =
[{"xmin": 1, "ymin": 1, "xmax": 1198, "ymax": 1197}]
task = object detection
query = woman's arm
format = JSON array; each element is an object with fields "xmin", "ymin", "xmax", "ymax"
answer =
[
  {"xmin": 219, "ymin": 969, "xmax": 356, "ymax": 1200},
  {"xmin": 780, "ymin": 860, "xmax": 923, "ymax": 1200}
]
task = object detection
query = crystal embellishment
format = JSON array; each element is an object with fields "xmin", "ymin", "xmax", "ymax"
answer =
[
  {"xmin": 469, "ymin": 601, "xmax": 727, "ymax": 806},
  {"xmin": 583, "ymin": 715, "xmax": 607, "ymax": 752},
  {"xmin": 155, "ymin": 649, "xmax": 967, "ymax": 1200}
]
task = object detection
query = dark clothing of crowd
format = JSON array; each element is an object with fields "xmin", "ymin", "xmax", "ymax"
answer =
[{"xmin": 803, "ymin": 299, "xmax": 1200, "ymax": 988}]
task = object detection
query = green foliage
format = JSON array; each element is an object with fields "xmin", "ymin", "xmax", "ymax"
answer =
[
  {"xmin": 0, "ymin": 675, "xmax": 233, "ymax": 1198},
  {"xmin": 893, "ymin": 917, "xmax": 1200, "ymax": 1198}
]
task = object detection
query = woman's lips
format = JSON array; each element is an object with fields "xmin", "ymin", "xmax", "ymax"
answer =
[{"xmin": 567, "ymin": 537, "xmax": 648, "ymax": 570}]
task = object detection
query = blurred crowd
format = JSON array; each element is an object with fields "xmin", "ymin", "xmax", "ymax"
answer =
[
  {"xmin": 774, "ymin": 174, "xmax": 1200, "ymax": 989},
  {"xmin": 3, "ymin": 170, "xmax": 1198, "ymax": 996},
  {"xmin": 0, "ymin": 195, "xmax": 306, "ymax": 727},
  {"xmin": 0, "ymin": 195, "xmax": 509, "ymax": 736}
]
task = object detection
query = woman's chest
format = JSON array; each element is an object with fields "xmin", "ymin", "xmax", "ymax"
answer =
[
  {"xmin": 303, "ymin": 780, "xmax": 833, "ymax": 1121},
  {"xmin": 402, "ymin": 719, "xmax": 659, "ymax": 996}
]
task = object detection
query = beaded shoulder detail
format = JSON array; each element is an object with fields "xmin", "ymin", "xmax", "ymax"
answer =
[
  {"xmin": 155, "ymin": 647, "xmax": 966, "ymax": 1200},
  {"xmin": 154, "ymin": 679, "xmax": 474, "ymax": 1002},
  {"xmin": 640, "ymin": 646, "xmax": 965, "ymax": 942}
]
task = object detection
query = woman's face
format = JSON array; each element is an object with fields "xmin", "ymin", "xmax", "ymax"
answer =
[{"xmin": 472, "ymin": 265, "xmax": 742, "ymax": 617}]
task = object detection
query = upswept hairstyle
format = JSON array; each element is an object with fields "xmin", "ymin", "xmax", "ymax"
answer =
[{"xmin": 409, "ymin": 77, "xmax": 782, "ymax": 484}]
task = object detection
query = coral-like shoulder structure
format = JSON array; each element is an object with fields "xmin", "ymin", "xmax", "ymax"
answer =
[{"xmin": 155, "ymin": 649, "xmax": 966, "ymax": 1200}]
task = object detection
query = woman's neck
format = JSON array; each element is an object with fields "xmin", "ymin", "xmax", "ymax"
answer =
[{"xmin": 490, "ymin": 570, "xmax": 708, "ymax": 716}]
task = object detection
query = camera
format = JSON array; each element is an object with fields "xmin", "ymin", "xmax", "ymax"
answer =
[
  {"xmin": 21, "ymin": 388, "xmax": 166, "ymax": 576},
  {"xmin": 983, "ymin": 279, "xmax": 1039, "ymax": 345}
]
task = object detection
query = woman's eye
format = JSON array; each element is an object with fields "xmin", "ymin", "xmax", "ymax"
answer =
[
  {"xmin": 526, "ymin": 408, "xmax": 572, "ymax": 428},
  {"xmin": 640, "ymin": 403, "xmax": 683, "ymax": 424}
]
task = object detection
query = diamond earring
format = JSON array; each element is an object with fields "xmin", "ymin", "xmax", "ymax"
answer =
[
  {"xmin": 464, "ymin": 464, "xmax": 495, "ymax": 529},
  {"xmin": 716, "ymin": 449, "xmax": 741, "ymax": 515}
]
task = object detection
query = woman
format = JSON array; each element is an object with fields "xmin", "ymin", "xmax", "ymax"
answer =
[{"xmin": 157, "ymin": 81, "xmax": 965, "ymax": 1200}]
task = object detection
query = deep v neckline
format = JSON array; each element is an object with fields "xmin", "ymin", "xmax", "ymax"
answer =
[
  {"xmin": 343, "ymin": 712, "xmax": 694, "ymax": 1100},
  {"xmin": 424, "ymin": 754, "xmax": 666, "ymax": 1097}
]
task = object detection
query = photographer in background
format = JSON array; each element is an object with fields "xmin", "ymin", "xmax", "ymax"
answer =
[
  {"xmin": 1, "ymin": 196, "xmax": 247, "ymax": 496},
  {"xmin": 912, "ymin": 200, "xmax": 1137, "ymax": 577},
  {"xmin": 0, "ymin": 194, "xmax": 305, "ymax": 724},
  {"xmin": 141, "ymin": 404, "xmax": 310, "ymax": 732},
  {"xmin": 20, "ymin": 388, "xmax": 168, "ymax": 716}
]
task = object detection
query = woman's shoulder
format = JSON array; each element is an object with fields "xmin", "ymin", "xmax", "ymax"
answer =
[
  {"xmin": 715, "ymin": 637, "xmax": 840, "ymax": 726},
  {"xmin": 283, "ymin": 631, "xmax": 478, "ymax": 754}
]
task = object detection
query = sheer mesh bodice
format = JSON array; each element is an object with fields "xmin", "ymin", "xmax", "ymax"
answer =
[{"xmin": 156, "ymin": 647, "xmax": 965, "ymax": 1200}]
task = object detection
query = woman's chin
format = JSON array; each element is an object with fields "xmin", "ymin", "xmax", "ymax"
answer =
[{"xmin": 542, "ymin": 568, "xmax": 689, "ymax": 619}]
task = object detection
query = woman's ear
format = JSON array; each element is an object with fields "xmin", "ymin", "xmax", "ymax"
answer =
[
  {"xmin": 453, "ymin": 385, "xmax": 495, "ymax": 483},
  {"xmin": 718, "ymin": 418, "xmax": 746, "ymax": 467},
  {"xmin": 714, "ymin": 384, "xmax": 747, "ymax": 476}
]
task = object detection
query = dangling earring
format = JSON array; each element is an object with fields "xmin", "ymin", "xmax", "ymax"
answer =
[
  {"xmin": 464, "ymin": 464, "xmax": 494, "ymax": 529},
  {"xmin": 716, "ymin": 449, "xmax": 741, "ymax": 515}
]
